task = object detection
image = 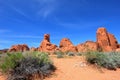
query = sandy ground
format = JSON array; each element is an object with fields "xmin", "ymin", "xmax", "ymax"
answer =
[
  {"xmin": 1, "ymin": 56, "xmax": 120, "ymax": 80},
  {"xmin": 46, "ymin": 56, "xmax": 120, "ymax": 80}
]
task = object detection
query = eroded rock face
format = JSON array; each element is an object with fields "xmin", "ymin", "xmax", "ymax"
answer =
[
  {"xmin": 9, "ymin": 44, "xmax": 29, "ymax": 52},
  {"xmin": 59, "ymin": 38, "xmax": 77, "ymax": 52},
  {"xmin": 77, "ymin": 41, "xmax": 98, "ymax": 52},
  {"xmin": 30, "ymin": 47, "xmax": 38, "ymax": 52},
  {"xmin": 38, "ymin": 34, "xmax": 57, "ymax": 53},
  {"xmin": 96, "ymin": 27, "xmax": 119, "ymax": 52}
]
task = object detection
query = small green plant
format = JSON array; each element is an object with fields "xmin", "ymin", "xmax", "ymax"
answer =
[
  {"xmin": 9, "ymin": 57, "xmax": 56, "ymax": 80},
  {"xmin": 0, "ymin": 51, "xmax": 56, "ymax": 80},
  {"xmin": 85, "ymin": 51, "xmax": 120, "ymax": 70},
  {"xmin": 0, "ymin": 52, "xmax": 24, "ymax": 73},
  {"xmin": 66, "ymin": 52, "xmax": 75, "ymax": 56},
  {"xmin": 76, "ymin": 52, "xmax": 82, "ymax": 56},
  {"xmin": 55, "ymin": 51, "xmax": 64, "ymax": 58},
  {"xmin": 0, "ymin": 52, "xmax": 2, "ymax": 54}
]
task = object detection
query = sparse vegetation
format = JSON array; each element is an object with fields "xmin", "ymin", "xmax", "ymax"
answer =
[
  {"xmin": 85, "ymin": 51, "xmax": 120, "ymax": 70},
  {"xmin": 0, "ymin": 51, "xmax": 56, "ymax": 80},
  {"xmin": 66, "ymin": 52, "xmax": 75, "ymax": 56},
  {"xmin": 0, "ymin": 52, "xmax": 24, "ymax": 73},
  {"xmin": 76, "ymin": 52, "xmax": 82, "ymax": 56},
  {"xmin": 55, "ymin": 51, "xmax": 64, "ymax": 58}
]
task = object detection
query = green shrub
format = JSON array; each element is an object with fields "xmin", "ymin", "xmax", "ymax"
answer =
[
  {"xmin": 85, "ymin": 51, "xmax": 120, "ymax": 70},
  {"xmin": 0, "ymin": 51, "xmax": 56, "ymax": 80},
  {"xmin": 66, "ymin": 52, "xmax": 75, "ymax": 56},
  {"xmin": 35, "ymin": 52, "xmax": 52, "ymax": 64},
  {"xmin": 0, "ymin": 52, "xmax": 24, "ymax": 73},
  {"xmin": 55, "ymin": 51, "xmax": 64, "ymax": 58},
  {"xmin": 76, "ymin": 52, "xmax": 82, "ymax": 56},
  {"xmin": 0, "ymin": 52, "xmax": 2, "ymax": 54},
  {"xmin": 9, "ymin": 57, "xmax": 56, "ymax": 80}
]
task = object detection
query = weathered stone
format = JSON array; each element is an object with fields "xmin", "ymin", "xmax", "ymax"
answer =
[
  {"xmin": 77, "ymin": 41, "xmax": 98, "ymax": 52},
  {"xmin": 96, "ymin": 27, "xmax": 119, "ymax": 52},
  {"xmin": 59, "ymin": 38, "xmax": 77, "ymax": 52},
  {"xmin": 30, "ymin": 47, "xmax": 38, "ymax": 52},
  {"xmin": 38, "ymin": 34, "xmax": 57, "ymax": 53},
  {"xmin": 9, "ymin": 44, "xmax": 29, "ymax": 52}
]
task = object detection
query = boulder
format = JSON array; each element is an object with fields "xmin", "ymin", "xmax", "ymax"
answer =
[
  {"xmin": 9, "ymin": 44, "xmax": 29, "ymax": 52},
  {"xmin": 38, "ymin": 34, "xmax": 57, "ymax": 53},
  {"xmin": 59, "ymin": 38, "xmax": 77, "ymax": 52},
  {"xmin": 77, "ymin": 41, "xmax": 98, "ymax": 52},
  {"xmin": 96, "ymin": 27, "xmax": 119, "ymax": 52}
]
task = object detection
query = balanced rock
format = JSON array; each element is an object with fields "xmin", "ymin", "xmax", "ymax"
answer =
[
  {"xmin": 77, "ymin": 41, "xmax": 98, "ymax": 52},
  {"xmin": 38, "ymin": 34, "xmax": 57, "ymax": 53},
  {"xmin": 96, "ymin": 27, "xmax": 119, "ymax": 52},
  {"xmin": 59, "ymin": 38, "xmax": 77, "ymax": 52},
  {"xmin": 9, "ymin": 44, "xmax": 29, "ymax": 52}
]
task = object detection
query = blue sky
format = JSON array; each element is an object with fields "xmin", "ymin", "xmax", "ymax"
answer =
[{"xmin": 0, "ymin": 0, "xmax": 120, "ymax": 49}]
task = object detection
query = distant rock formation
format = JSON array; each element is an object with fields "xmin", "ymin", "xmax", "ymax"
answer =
[
  {"xmin": 96, "ymin": 27, "xmax": 119, "ymax": 52},
  {"xmin": 59, "ymin": 38, "xmax": 77, "ymax": 52},
  {"xmin": 77, "ymin": 41, "xmax": 98, "ymax": 52},
  {"xmin": 9, "ymin": 44, "xmax": 29, "ymax": 52},
  {"xmin": 7, "ymin": 27, "xmax": 120, "ymax": 53},
  {"xmin": 38, "ymin": 34, "xmax": 57, "ymax": 53},
  {"xmin": 0, "ymin": 49, "xmax": 8, "ymax": 53},
  {"xmin": 30, "ymin": 47, "xmax": 38, "ymax": 52}
]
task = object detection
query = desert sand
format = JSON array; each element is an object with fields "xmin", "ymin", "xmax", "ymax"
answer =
[
  {"xmin": 46, "ymin": 56, "xmax": 120, "ymax": 80},
  {"xmin": 1, "ymin": 56, "xmax": 120, "ymax": 80}
]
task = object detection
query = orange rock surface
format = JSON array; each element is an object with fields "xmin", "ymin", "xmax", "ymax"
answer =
[
  {"xmin": 30, "ymin": 47, "xmax": 38, "ymax": 52},
  {"xmin": 59, "ymin": 38, "xmax": 77, "ymax": 52},
  {"xmin": 96, "ymin": 27, "xmax": 119, "ymax": 52},
  {"xmin": 9, "ymin": 44, "xmax": 29, "ymax": 52},
  {"xmin": 38, "ymin": 34, "xmax": 57, "ymax": 53},
  {"xmin": 77, "ymin": 41, "xmax": 98, "ymax": 52}
]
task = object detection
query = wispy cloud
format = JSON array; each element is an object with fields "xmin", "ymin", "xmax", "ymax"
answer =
[
  {"xmin": 37, "ymin": 0, "xmax": 58, "ymax": 18},
  {"xmin": 56, "ymin": 19, "xmax": 109, "ymax": 29},
  {"xmin": 0, "ymin": 40, "xmax": 14, "ymax": 44},
  {"xmin": 0, "ymin": 29, "xmax": 11, "ymax": 33},
  {"xmin": 3, "ymin": 35, "xmax": 43, "ymax": 39},
  {"xmin": 1, "ymin": 0, "xmax": 31, "ymax": 20}
]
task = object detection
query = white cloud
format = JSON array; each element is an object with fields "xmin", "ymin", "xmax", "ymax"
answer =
[
  {"xmin": 0, "ymin": 40, "xmax": 13, "ymax": 44},
  {"xmin": 37, "ymin": 0, "xmax": 57, "ymax": 18},
  {"xmin": 0, "ymin": 29, "xmax": 10, "ymax": 33},
  {"xmin": 3, "ymin": 35, "xmax": 43, "ymax": 39}
]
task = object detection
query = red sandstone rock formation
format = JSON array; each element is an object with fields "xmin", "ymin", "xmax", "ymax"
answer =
[
  {"xmin": 0, "ymin": 49, "xmax": 8, "ymax": 53},
  {"xmin": 9, "ymin": 44, "xmax": 29, "ymax": 52},
  {"xmin": 30, "ymin": 47, "xmax": 38, "ymax": 52},
  {"xmin": 59, "ymin": 38, "xmax": 77, "ymax": 52},
  {"xmin": 77, "ymin": 41, "xmax": 98, "ymax": 52},
  {"xmin": 96, "ymin": 27, "xmax": 119, "ymax": 52},
  {"xmin": 38, "ymin": 34, "xmax": 57, "ymax": 53}
]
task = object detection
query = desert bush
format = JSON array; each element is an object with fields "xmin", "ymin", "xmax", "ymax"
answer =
[
  {"xmin": 0, "ymin": 51, "xmax": 56, "ymax": 80},
  {"xmin": 85, "ymin": 51, "xmax": 120, "ymax": 70},
  {"xmin": 66, "ymin": 52, "xmax": 75, "ymax": 56},
  {"xmin": 0, "ymin": 52, "xmax": 24, "ymax": 73},
  {"xmin": 76, "ymin": 52, "xmax": 82, "ymax": 56},
  {"xmin": 55, "ymin": 51, "xmax": 64, "ymax": 58},
  {"xmin": 0, "ymin": 52, "xmax": 2, "ymax": 54},
  {"xmin": 9, "ymin": 57, "xmax": 56, "ymax": 80}
]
